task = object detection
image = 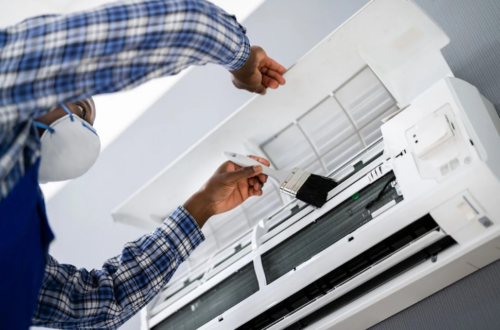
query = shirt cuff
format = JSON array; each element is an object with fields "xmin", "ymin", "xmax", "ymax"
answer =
[
  {"xmin": 223, "ymin": 33, "xmax": 251, "ymax": 71},
  {"xmin": 158, "ymin": 206, "xmax": 205, "ymax": 262}
]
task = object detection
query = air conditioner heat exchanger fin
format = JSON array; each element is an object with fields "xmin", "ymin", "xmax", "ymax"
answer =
[
  {"xmin": 153, "ymin": 262, "xmax": 259, "ymax": 330},
  {"xmin": 262, "ymin": 172, "xmax": 402, "ymax": 284},
  {"xmin": 265, "ymin": 149, "xmax": 384, "ymax": 238}
]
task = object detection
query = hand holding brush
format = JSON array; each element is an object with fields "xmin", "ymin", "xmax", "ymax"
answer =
[{"xmin": 224, "ymin": 152, "xmax": 338, "ymax": 208}]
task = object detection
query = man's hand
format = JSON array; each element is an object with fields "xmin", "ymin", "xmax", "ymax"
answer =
[
  {"xmin": 230, "ymin": 46, "xmax": 286, "ymax": 95},
  {"xmin": 183, "ymin": 156, "xmax": 270, "ymax": 227}
]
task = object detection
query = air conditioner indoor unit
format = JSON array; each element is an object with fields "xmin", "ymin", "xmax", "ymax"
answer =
[{"xmin": 112, "ymin": 0, "xmax": 500, "ymax": 329}]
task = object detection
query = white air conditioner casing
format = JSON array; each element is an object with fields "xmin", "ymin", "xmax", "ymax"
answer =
[
  {"xmin": 146, "ymin": 77, "xmax": 500, "ymax": 330},
  {"xmin": 112, "ymin": 0, "xmax": 500, "ymax": 329}
]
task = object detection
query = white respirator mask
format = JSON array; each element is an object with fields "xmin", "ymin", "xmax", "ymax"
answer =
[{"xmin": 34, "ymin": 103, "xmax": 101, "ymax": 183}]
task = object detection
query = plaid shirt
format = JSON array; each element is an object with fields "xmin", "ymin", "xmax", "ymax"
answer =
[
  {"xmin": 0, "ymin": 0, "xmax": 251, "ymax": 328},
  {"xmin": 34, "ymin": 206, "xmax": 205, "ymax": 329},
  {"xmin": 0, "ymin": 0, "xmax": 250, "ymax": 201}
]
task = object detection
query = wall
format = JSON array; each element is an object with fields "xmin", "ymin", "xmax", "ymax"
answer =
[
  {"xmin": 371, "ymin": 0, "xmax": 500, "ymax": 329},
  {"xmin": 41, "ymin": 1, "xmax": 369, "ymax": 329}
]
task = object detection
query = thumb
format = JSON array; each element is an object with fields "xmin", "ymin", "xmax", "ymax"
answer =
[{"xmin": 223, "ymin": 165, "xmax": 262, "ymax": 184}]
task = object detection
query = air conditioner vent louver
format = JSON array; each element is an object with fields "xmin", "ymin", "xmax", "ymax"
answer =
[
  {"xmin": 262, "ymin": 172, "xmax": 402, "ymax": 284},
  {"xmin": 153, "ymin": 262, "xmax": 259, "ymax": 330},
  {"xmin": 283, "ymin": 236, "xmax": 455, "ymax": 330},
  {"xmin": 238, "ymin": 215, "xmax": 456, "ymax": 330}
]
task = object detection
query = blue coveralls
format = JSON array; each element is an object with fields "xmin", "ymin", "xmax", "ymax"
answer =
[{"xmin": 0, "ymin": 160, "xmax": 54, "ymax": 329}]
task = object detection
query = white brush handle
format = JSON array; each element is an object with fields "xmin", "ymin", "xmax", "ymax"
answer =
[{"xmin": 223, "ymin": 152, "xmax": 288, "ymax": 184}]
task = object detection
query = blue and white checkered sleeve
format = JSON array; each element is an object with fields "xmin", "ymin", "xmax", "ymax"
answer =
[
  {"xmin": 0, "ymin": 0, "xmax": 250, "ymax": 129},
  {"xmin": 32, "ymin": 206, "xmax": 204, "ymax": 329}
]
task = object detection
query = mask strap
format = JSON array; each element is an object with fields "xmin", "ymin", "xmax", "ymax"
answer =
[
  {"xmin": 61, "ymin": 103, "xmax": 74, "ymax": 122},
  {"xmin": 81, "ymin": 121, "xmax": 99, "ymax": 136},
  {"xmin": 33, "ymin": 121, "xmax": 55, "ymax": 134}
]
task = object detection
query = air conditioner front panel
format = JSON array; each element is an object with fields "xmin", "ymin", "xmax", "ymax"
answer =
[{"xmin": 141, "ymin": 0, "xmax": 500, "ymax": 327}]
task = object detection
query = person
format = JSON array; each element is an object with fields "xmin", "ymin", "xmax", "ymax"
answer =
[{"xmin": 0, "ymin": 0, "xmax": 286, "ymax": 329}]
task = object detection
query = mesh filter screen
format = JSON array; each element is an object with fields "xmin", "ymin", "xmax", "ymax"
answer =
[
  {"xmin": 152, "ymin": 262, "xmax": 259, "ymax": 330},
  {"xmin": 262, "ymin": 172, "xmax": 402, "ymax": 284}
]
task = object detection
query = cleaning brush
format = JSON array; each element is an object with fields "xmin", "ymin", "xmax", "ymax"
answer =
[{"xmin": 224, "ymin": 152, "xmax": 338, "ymax": 208}]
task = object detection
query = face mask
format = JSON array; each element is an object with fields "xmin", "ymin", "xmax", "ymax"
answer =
[{"xmin": 34, "ymin": 104, "xmax": 101, "ymax": 183}]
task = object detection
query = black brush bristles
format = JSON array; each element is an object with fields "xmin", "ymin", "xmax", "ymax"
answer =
[{"xmin": 295, "ymin": 174, "xmax": 338, "ymax": 208}]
